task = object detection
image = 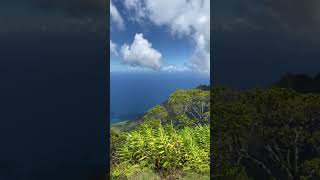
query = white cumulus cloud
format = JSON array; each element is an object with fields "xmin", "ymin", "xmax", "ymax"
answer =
[
  {"xmin": 124, "ymin": 0, "xmax": 147, "ymax": 23},
  {"xmin": 110, "ymin": 0, "xmax": 125, "ymax": 29},
  {"xmin": 110, "ymin": 40, "xmax": 118, "ymax": 56},
  {"xmin": 120, "ymin": 33, "xmax": 163, "ymax": 70},
  {"xmin": 124, "ymin": 0, "xmax": 210, "ymax": 74}
]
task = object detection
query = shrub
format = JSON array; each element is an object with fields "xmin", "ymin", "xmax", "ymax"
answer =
[{"xmin": 113, "ymin": 124, "xmax": 210, "ymax": 178}]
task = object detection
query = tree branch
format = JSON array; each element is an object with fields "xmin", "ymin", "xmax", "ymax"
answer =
[{"xmin": 240, "ymin": 148, "xmax": 274, "ymax": 177}]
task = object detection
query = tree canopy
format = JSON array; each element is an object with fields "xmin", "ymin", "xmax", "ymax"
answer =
[{"xmin": 213, "ymin": 87, "xmax": 320, "ymax": 180}]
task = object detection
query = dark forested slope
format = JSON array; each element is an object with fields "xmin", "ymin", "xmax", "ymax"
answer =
[{"xmin": 213, "ymin": 87, "xmax": 320, "ymax": 180}]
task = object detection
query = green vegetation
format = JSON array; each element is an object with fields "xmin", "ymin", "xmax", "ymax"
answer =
[
  {"xmin": 213, "ymin": 87, "xmax": 320, "ymax": 180},
  {"xmin": 110, "ymin": 83, "xmax": 320, "ymax": 179},
  {"xmin": 110, "ymin": 88, "xmax": 210, "ymax": 179}
]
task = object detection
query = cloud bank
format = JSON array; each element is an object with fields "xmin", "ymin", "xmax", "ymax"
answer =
[
  {"xmin": 124, "ymin": 0, "xmax": 210, "ymax": 74},
  {"xmin": 0, "ymin": 0, "xmax": 106, "ymax": 33},
  {"xmin": 120, "ymin": 33, "xmax": 163, "ymax": 70},
  {"xmin": 161, "ymin": 65, "xmax": 191, "ymax": 73},
  {"xmin": 213, "ymin": 0, "xmax": 320, "ymax": 36}
]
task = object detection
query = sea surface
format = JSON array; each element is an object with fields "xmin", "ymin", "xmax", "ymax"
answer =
[{"xmin": 110, "ymin": 71, "xmax": 210, "ymax": 123}]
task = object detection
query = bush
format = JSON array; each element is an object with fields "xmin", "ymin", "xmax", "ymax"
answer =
[{"xmin": 112, "ymin": 124, "xmax": 210, "ymax": 179}]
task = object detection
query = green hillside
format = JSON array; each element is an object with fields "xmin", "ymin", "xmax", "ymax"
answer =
[{"xmin": 110, "ymin": 87, "xmax": 210, "ymax": 179}]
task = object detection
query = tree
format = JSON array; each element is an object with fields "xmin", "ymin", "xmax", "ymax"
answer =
[
  {"xmin": 167, "ymin": 89, "xmax": 210, "ymax": 126},
  {"xmin": 142, "ymin": 105, "xmax": 169, "ymax": 127}
]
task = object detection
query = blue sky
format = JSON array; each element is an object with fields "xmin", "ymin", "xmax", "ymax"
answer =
[{"xmin": 110, "ymin": 0, "xmax": 210, "ymax": 75}]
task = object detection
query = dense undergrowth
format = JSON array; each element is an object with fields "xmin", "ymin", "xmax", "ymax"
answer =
[{"xmin": 110, "ymin": 88, "xmax": 210, "ymax": 179}]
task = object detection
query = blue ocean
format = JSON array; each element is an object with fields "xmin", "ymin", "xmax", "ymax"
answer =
[{"xmin": 110, "ymin": 71, "xmax": 210, "ymax": 123}]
